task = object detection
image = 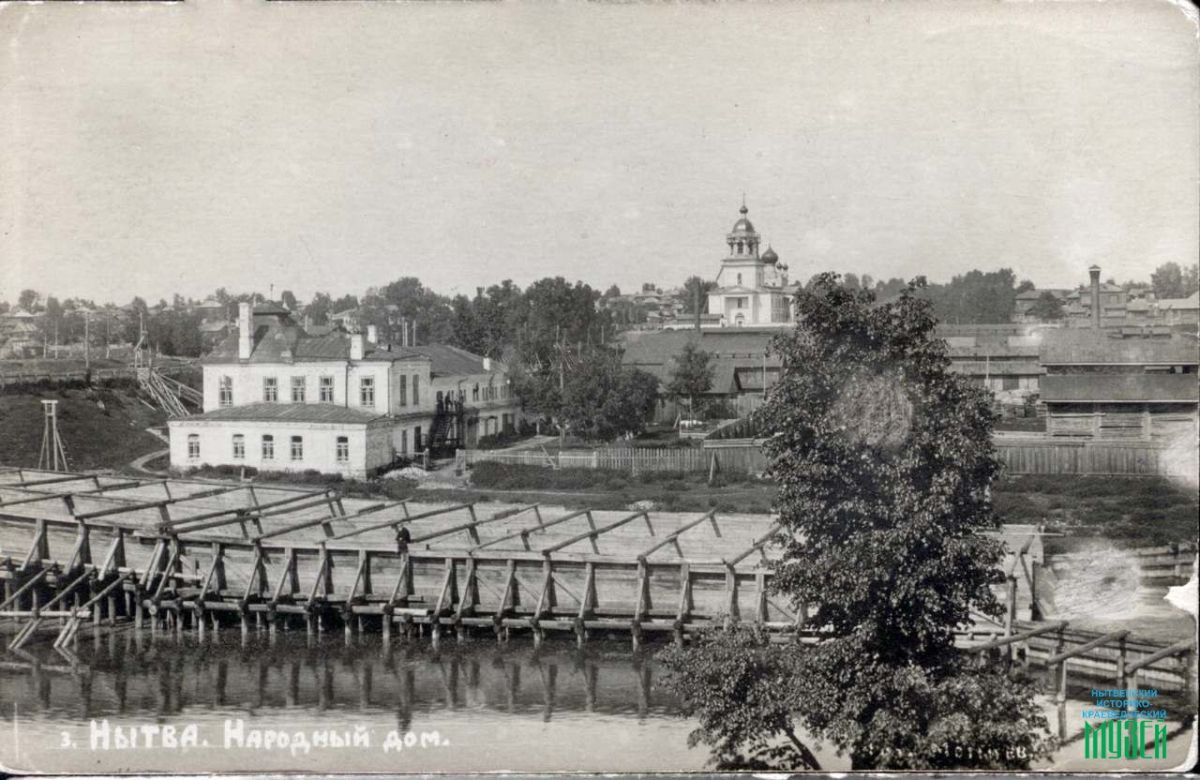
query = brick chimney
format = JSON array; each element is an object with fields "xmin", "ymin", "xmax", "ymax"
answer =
[
  {"xmin": 350, "ymin": 333, "xmax": 364, "ymax": 361},
  {"xmin": 1089, "ymin": 264, "xmax": 1102, "ymax": 330},
  {"xmin": 238, "ymin": 302, "xmax": 253, "ymax": 360}
]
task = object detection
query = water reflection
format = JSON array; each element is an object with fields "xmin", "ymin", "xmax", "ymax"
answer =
[
  {"xmin": 0, "ymin": 629, "xmax": 1193, "ymax": 773},
  {"xmin": 0, "ymin": 630, "xmax": 675, "ymax": 728}
]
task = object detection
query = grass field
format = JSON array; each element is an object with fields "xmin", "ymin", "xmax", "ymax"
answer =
[
  {"xmin": 452, "ymin": 463, "xmax": 1197, "ymax": 547},
  {"xmin": 0, "ymin": 387, "xmax": 167, "ymax": 471}
]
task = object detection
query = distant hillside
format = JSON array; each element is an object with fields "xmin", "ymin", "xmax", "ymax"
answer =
[{"xmin": 0, "ymin": 387, "xmax": 167, "ymax": 471}]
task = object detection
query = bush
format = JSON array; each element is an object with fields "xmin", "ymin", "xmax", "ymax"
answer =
[{"xmin": 475, "ymin": 430, "xmax": 532, "ymax": 450}]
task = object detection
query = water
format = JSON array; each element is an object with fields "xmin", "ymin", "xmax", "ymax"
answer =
[{"xmin": 0, "ymin": 630, "xmax": 1193, "ymax": 773}]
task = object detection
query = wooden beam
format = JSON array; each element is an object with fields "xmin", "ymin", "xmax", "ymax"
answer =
[
  {"xmin": 1125, "ymin": 638, "xmax": 1197, "ymax": 675},
  {"xmin": 637, "ymin": 509, "xmax": 718, "ymax": 561},
  {"xmin": 969, "ymin": 620, "xmax": 1069, "ymax": 653},
  {"xmin": 7, "ymin": 473, "xmax": 90, "ymax": 489},
  {"xmin": 76, "ymin": 486, "xmax": 247, "ymax": 522},
  {"xmin": 157, "ymin": 489, "xmax": 326, "ymax": 531},
  {"xmin": 0, "ymin": 568, "xmax": 50, "ymax": 611},
  {"xmin": 0, "ymin": 479, "xmax": 154, "ymax": 508},
  {"xmin": 540, "ymin": 510, "xmax": 648, "ymax": 556},
  {"xmin": 723, "ymin": 521, "xmax": 782, "ymax": 568},
  {"xmin": 270, "ymin": 548, "xmax": 299, "ymax": 606},
  {"xmin": 409, "ymin": 504, "xmax": 537, "ymax": 546},
  {"xmin": 470, "ymin": 508, "xmax": 592, "ymax": 553},
  {"xmin": 254, "ymin": 500, "xmax": 400, "ymax": 541},
  {"xmin": 330, "ymin": 503, "xmax": 475, "ymax": 541},
  {"xmin": 1046, "ymin": 629, "xmax": 1130, "ymax": 666}
]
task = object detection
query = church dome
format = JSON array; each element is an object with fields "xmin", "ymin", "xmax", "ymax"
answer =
[
  {"xmin": 730, "ymin": 204, "xmax": 756, "ymax": 234},
  {"xmin": 762, "ymin": 246, "xmax": 779, "ymax": 262}
]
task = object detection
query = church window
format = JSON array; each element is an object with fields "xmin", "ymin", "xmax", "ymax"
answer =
[{"xmin": 737, "ymin": 273, "xmax": 742, "ymax": 286}]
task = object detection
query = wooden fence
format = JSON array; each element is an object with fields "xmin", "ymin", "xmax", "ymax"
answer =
[
  {"xmin": 463, "ymin": 435, "xmax": 1193, "ymax": 478},
  {"xmin": 993, "ymin": 438, "xmax": 1186, "ymax": 477},
  {"xmin": 462, "ymin": 446, "xmax": 711, "ymax": 474}
]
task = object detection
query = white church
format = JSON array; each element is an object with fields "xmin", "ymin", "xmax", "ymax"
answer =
[{"xmin": 706, "ymin": 203, "xmax": 800, "ymax": 328}]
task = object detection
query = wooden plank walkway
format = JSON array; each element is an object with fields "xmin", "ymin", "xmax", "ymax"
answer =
[{"xmin": 0, "ymin": 466, "xmax": 1193, "ymax": 692}]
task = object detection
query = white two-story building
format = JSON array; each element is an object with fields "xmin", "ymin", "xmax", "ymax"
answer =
[{"xmin": 168, "ymin": 302, "xmax": 520, "ymax": 478}]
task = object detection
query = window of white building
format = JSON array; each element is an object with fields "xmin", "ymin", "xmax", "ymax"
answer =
[
  {"xmin": 218, "ymin": 376, "xmax": 233, "ymax": 407},
  {"xmin": 262, "ymin": 435, "xmax": 275, "ymax": 460},
  {"xmin": 263, "ymin": 377, "xmax": 278, "ymax": 403},
  {"xmin": 232, "ymin": 434, "xmax": 245, "ymax": 460},
  {"xmin": 291, "ymin": 376, "xmax": 306, "ymax": 403},
  {"xmin": 187, "ymin": 434, "xmax": 200, "ymax": 460},
  {"xmin": 290, "ymin": 436, "xmax": 303, "ymax": 461},
  {"xmin": 320, "ymin": 376, "xmax": 334, "ymax": 403},
  {"xmin": 360, "ymin": 376, "xmax": 375, "ymax": 407},
  {"xmin": 399, "ymin": 375, "xmax": 408, "ymax": 405},
  {"xmin": 336, "ymin": 436, "xmax": 349, "ymax": 463}
]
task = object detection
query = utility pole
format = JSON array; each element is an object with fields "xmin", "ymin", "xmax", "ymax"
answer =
[
  {"xmin": 557, "ymin": 326, "xmax": 565, "ymax": 451},
  {"xmin": 38, "ymin": 400, "xmax": 70, "ymax": 472},
  {"xmin": 84, "ymin": 312, "xmax": 90, "ymax": 369}
]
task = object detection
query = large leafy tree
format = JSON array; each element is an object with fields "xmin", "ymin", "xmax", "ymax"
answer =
[
  {"xmin": 1151, "ymin": 262, "xmax": 1186, "ymax": 299},
  {"xmin": 559, "ymin": 348, "xmax": 658, "ymax": 440},
  {"xmin": 665, "ymin": 342, "xmax": 713, "ymax": 419},
  {"xmin": 512, "ymin": 277, "xmax": 609, "ymax": 366},
  {"xmin": 919, "ymin": 269, "xmax": 1019, "ymax": 324},
  {"xmin": 662, "ymin": 275, "xmax": 1054, "ymax": 770},
  {"xmin": 18, "ymin": 288, "xmax": 40, "ymax": 312},
  {"xmin": 681, "ymin": 276, "xmax": 716, "ymax": 315}
]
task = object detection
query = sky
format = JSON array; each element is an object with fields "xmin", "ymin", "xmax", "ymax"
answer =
[{"xmin": 1, "ymin": 0, "xmax": 1197, "ymax": 306}]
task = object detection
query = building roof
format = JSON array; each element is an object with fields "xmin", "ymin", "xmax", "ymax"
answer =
[
  {"xmin": 397, "ymin": 344, "xmax": 503, "ymax": 377},
  {"xmin": 202, "ymin": 311, "xmax": 502, "ymax": 381},
  {"xmin": 177, "ymin": 403, "xmax": 388, "ymax": 425},
  {"xmin": 1159, "ymin": 291, "xmax": 1200, "ymax": 311},
  {"xmin": 1040, "ymin": 330, "xmax": 1199, "ymax": 365},
  {"xmin": 620, "ymin": 329, "xmax": 782, "ymax": 387},
  {"xmin": 254, "ymin": 301, "xmax": 291, "ymax": 316},
  {"xmin": 1040, "ymin": 374, "xmax": 1199, "ymax": 403}
]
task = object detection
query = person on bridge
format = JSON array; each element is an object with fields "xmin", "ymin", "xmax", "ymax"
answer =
[{"xmin": 395, "ymin": 524, "xmax": 412, "ymax": 555}]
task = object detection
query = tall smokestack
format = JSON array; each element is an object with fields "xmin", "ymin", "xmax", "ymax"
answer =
[
  {"xmin": 366, "ymin": 324, "xmax": 377, "ymax": 344},
  {"xmin": 412, "ymin": 321, "xmax": 418, "ymax": 346},
  {"xmin": 238, "ymin": 302, "xmax": 252, "ymax": 360},
  {"xmin": 1089, "ymin": 265, "xmax": 1101, "ymax": 330}
]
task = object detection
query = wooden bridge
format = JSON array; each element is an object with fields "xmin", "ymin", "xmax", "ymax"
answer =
[
  {"xmin": 0, "ymin": 466, "xmax": 1194, "ymax": 695},
  {"xmin": 0, "ymin": 466, "xmax": 792, "ymax": 651}
]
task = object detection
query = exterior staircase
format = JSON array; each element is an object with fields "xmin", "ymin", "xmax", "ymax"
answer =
[{"xmin": 137, "ymin": 367, "xmax": 200, "ymax": 418}]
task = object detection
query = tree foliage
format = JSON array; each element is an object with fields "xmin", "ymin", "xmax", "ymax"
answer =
[
  {"xmin": 665, "ymin": 342, "xmax": 713, "ymax": 418},
  {"xmin": 1151, "ymin": 261, "xmax": 1200, "ymax": 299},
  {"xmin": 660, "ymin": 275, "xmax": 1055, "ymax": 770},
  {"xmin": 918, "ymin": 268, "xmax": 1019, "ymax": 324},
  {"xmin": 682, "ymin": 276, "xmax": 717, "ymax": 314},
  {"xmin": 1026, "ymin": 291, "xmax": 1064, "ymax": 321},
  {"xmin": 560, "ymin": 349, "xmax": 658, "ymax": 440}
]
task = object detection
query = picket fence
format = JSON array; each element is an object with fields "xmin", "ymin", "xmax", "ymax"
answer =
[{"xmin": 461, "ymin": 446, "xmax": 711, "ymax": 474}]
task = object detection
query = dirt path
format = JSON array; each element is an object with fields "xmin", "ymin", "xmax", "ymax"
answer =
[{"xmin": 128, "ymin": 447, "xmax": 169, "ymax": 476}]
